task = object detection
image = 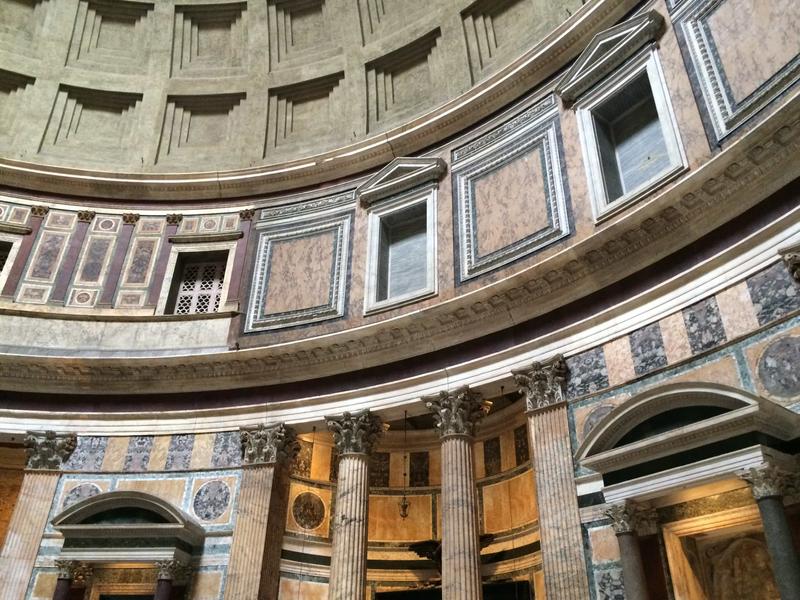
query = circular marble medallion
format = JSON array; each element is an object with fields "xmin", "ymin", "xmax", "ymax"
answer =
[
  {"xmin": 62, "ymin": 483, "xmax": 101, "ymax": 509},
  {"xmin": 758, "ymin": 336, "xmax": 800, "ymax": 398},
  {"xmin": 74, "ymin": 291, "xmax": 92, "ymax": 304},
  {"xmin": 193, "ymin": 480, "xmax": 231, "ymax": 521},
  {"xmin": 98, "ymin": 218, "xmax": 115, "ymax": 230},
  {"xmin": 292, "ymin": 492, "xmax": 325, "ymax": 530}
]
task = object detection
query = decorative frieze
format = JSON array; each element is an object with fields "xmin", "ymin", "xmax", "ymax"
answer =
[
  {"xmin": 325, "ymin": 410, "xmax": 384, "ymax": 455},
  {"xmin": 424, "ymin": 386, "xmax": 488, "ymax": 438},
  {"xmin": 240, "ymin": 423, "xmax": 299, "ymax": 466},
  {"xmin": 512, "ymin": 355, "xmax": 568, "ymax": 412},
  {"xmin": 25, "ymin": 431, "xmax": 77, "ymax": 470}
]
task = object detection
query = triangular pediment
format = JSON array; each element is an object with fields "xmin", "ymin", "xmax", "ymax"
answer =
[
  {"xmin": 556, "ymin": 10, "xmax": 665, "ymax": 104},
  {"xmin": 356, "ymin": 156, "xmax": 447, "ymax": 206}
]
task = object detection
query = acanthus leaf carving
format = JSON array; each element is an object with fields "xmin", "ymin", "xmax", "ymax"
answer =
[
  {"xmin": 512, "ymin": 355, "xmax": 568, "ymax": 412},
  {"xmin": 424, "ymin": 386, "xmax": 488, "ymax": 438},
  {"xmin": 325, "ymin": 410, "xmax": 384, "ymax": 455},
  {"xmin": 240, "ymin": 423, "xmax": 299, "ymax": 466},
  {"xmin": 739, "ymin": 463, "xmax": 794, "ymax": 500},
  {"xmin": 25, "ymin": 430, "xmax": 77, "ymax": 470}
]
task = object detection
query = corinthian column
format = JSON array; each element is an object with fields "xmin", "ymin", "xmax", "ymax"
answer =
[
  {"xmin": 52, "ymin": 560, "xmax": 92, "ymax": 600},
  {"xmin": 740, "ymin": 463, "xmax": 800, "ymax": 600},
  {"xmin": 513, "ymin": 356, "xmax": 590, "ymax": 599},
  {"xmin": 425, "ymin": 387, "xmax": 488, "ymax": 600},
  {"xmin": 0, "ymin": 431, "xmax": 76, "ymax": 599},
  {"xmin": 224, "ymin": 423, "xmax": 299, "ymax": 600},
  {"xmin": 605, "ymin": 503, "xmax": 649, "ymax": 600},
  {"xmin": 325, "ymin": 410, "xmax": 384, "ymax": 600}
]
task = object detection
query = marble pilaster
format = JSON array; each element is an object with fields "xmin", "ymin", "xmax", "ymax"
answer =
[
  {"xmin": 326, "ymin": 410, "xmax": 384, "ymax": 600},
  {"xmin": 513, "ymin": 356, "xmax": 591, "ymax": 600},
  {"xmin": 425, "ymin": 387, "xmax": 488, "ymax": 600},
  {"xmin": 224, "ymin": 423, "xmax": 298, "ymax": 600}
]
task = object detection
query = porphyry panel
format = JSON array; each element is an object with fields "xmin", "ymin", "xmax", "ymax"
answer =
[{"xmin": 452, "ymin": 95, "xmax": 570, "ymax": 282}]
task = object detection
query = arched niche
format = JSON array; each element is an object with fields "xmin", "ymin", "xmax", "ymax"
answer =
[
  {"xmin": 575, "ymin": 383, "xmax": 800, "ymax": 502},
  {"xmin": 51, "ymin": 490, "xmax": 204, "ymax": 564}
]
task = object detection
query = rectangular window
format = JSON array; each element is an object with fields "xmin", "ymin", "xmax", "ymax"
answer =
[
  {"xmin": 365, "ymin": 188, "xmax": 437, "ymax": 314},
  {"xmin": 165, "ymin": 250, "xmax": 228, "ymax": 315},
  {"xmin": 577, "ymin": 48, "xmax": 685, "ymax": 220}
]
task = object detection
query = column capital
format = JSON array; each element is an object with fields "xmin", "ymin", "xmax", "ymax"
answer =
[
  {"xmin": 240, "ymin": 423, "xmax": 299, "ymax": 466},
  {"xmin": 605, "ymin": 502, "xmax": 637, "ymax": 535},
  {"xmin": 55, "ymin": 560, "xmax": 92, "ymax": 584},
  {"xmin": 30, "ymin": 205, "xmax": 49, "ymax": 218},
  {"xmin": 325, "ymin": 410, "xmax": 384, "ymax": 455},
  {"xmin": 781, "ymin": 244, "xmax": 800, "ymax": 282},
  {"xmin": 424, "ymin": 386, "xmax": 489, "ymax": 438},
  {"xmin": 155, "ymin": 559, "xmax": 192, "ymax": 582},
  {"xmin": 739, "ymin": 463, "xmax": 796, "ymax": 500},
  {"xmin": 239, "ymin": 208, "xmax": 256, "ymax": 221},
  {"xmin": 166, "ymin": 213, "xmax": 183, "ymax": 226},
  {"xmin": 512, "ymin": 355, "xmax": 568, "ymax": 413},
  {"xmin": 76, "ymin": 210, "xmax": 96, "ymax": 223},
  {"xmin": 25, "ymin": 431, "xmax": 77, "ymax": 470},
  {"xmin": 122, "ymin": 213, "xmax": 140, "ymax": 225}
]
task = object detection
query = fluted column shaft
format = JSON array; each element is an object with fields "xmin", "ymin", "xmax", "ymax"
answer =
[
  {"xmin": 440, "ymin": 434, "xmax": 482, "ymax": 600},
  {"xmin": 0, "ymin": 472, "xmax": 60, "ymax": 598},
  {"xmin": 527, "ymin": 405, "xmax": 590, "ymax": 599},
  {"xmin": 329, "ymin": 453, "xmax": 370, "ymax": 600}
]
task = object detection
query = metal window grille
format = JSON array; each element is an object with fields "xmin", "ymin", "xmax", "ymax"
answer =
[{"xmin": 174, "ymin": 260, "xmax": 225, "ymax": 315}]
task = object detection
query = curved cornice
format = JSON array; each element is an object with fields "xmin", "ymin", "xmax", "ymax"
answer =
[
  {"xmin": 0, "ymin": 90, "xmax": 798, "ymax": 405},
  {"xmin": 0, "ymin": 0, "xmax": 635, "ymax": 201}
]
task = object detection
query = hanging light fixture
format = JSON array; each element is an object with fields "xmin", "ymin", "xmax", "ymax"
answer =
[{"xmin": 399, "ymin": 410, "xmax": 410, "ymax": 519}]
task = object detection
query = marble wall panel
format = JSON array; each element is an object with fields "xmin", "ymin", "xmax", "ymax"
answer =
[
  {"xmin": 278, "ymin": 577, "xmax": 328, "ymax": 600},
  {"xmin": 286, "ymin": 481, "xmax": 331, "ymax": 537},
  {"xmin": 716, "ymin": 282, "xmax": 760, "ymax": 339},
  {"xmin": 123, "ymin": 435, "xmax": 154, "ymax": 472},
  {"xmin": 210, "ymin": 431, "xmax": 241, "ymax": 468},
  {"xmin": 63, "ymin": 436, "xmax": 108, "ymax": 471},
  {"xmin": 0, "ymin": 467, "xmax": 23, "ymax": 545},
  {"xmin": 481, "ymin": 471, "xmax": 537, "ymax": 533},
  {"xmin": 370, "ymin": 452, "xmax": 390, "ymax": 487},
  {"xmin": 74, "ymin": 236, "xmax": 114, "ymax": 285},
  {"xmin": 409, "ymin": 451, "xmax": 429, "ymax": 487},
  {"xmin": 566, "ymin": 347, "xmax": 609, "ymax": 399},
  {"xmin": 190, "ymin": 433, "xmax": 216, "ymax": 470},
  {"xmin": 388, "ymin": 452, "xmax": 406, "ymax": 488},
  {"xmin": 683, "ymin": 297, "xmax": 727, "ymax": 354},
  {"xmin": 121, "ymin": 237, "xmax": 159, "ymax": 286},
  {"xmin": 100, "ymin": 436, "xmax": 129, "ymax": 472},
  {"xmin": 603, "ymin": 337, "xmax": 636, "ymax": 387},
  {"xmin": 629, "ymin": 322, "xmax": 669, "ymax": 376},
  {"xmin": 293, "ymin": 439, "xmax": 313, "ymax": 478},
  {"xmin": 115, "ymin": 477, "xmax": 186, "ymax": 508},
  {"xmin": 513, "ymin": 424, "xmax": 530, "ymax": 466},
  {"xmin": 191, "ymin": 569, "xmax": 224, "ymax": 600},
  {"xmin": 744, "ymin": 324, "xmax": 800, "ymax": 406},
  {"xmin": 746, "ymin": 261, "xmax": 800, "ymax": 325},
  {"xmin": 192, "ymin": 478, "xmax": 233, "ymax": 523},
  {"xmin": 660, "ymin": 311, "xmax": 694, "ymax": 363},
  {"xmin": 309, "ymin": 442, "xmax": 332, "ymax": 481},
  {"xmin": 499, "ymin": 430, "xmax": 516, "ymax": 472},
  {"xmin": 27, "ymin": 231, "xmax": 68, "ymax": 282},
  {"xmin": 588, "ymin": 525, "xmax": 620, "ymax": 563},
  {"xmin": 368, "ymin": 494, "xmax": 432, "ymax": 541},
  {"xmin": 165, "ymin": 434, "xmax": 194, "ymax": 471},
  {"xmin": 27, "ymin": 572, "xmax": 57, "ymax": 600},
  {"xmin": 147, "ymin": 435, "xmax": 171, "ymax": 472},
  {"xmin": 483, "ymin": 436, "xmax": 501, "ymax": 476}
]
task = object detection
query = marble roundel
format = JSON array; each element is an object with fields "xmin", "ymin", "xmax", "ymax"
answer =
[
  {"xmin": 292, "ymin": 492, "xmax": 325, "ymax": 530},
  {"xmin": 758, "ymin": 336, "xmax": 800, "ymax": 398},
  {"xmin": 193, "ymin": 480, "xmax": 231, "ymax": 521},
  {"xmin": 62, "ymin": 483, "xmax": 101, "ymax": 509}
]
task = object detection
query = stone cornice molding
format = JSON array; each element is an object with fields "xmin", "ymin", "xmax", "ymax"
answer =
[
  {"xmin": 0, "ymin": 94, "xmax": 797, "ymax": 395},
  {"xmin": 155, "ymin": 559, "xmax": 192, "ymax": 582},
  {"xmin": 424, "ymin": 386, "xmax": 489, "ymax": 438},
  {"xmin": 25, "ymin": 430, "xmax": 77, "ymax": 470},
  {"xmin": 240, "ymin": 423, "xmax": 299, "ymax": 466},
  {"xmin": 0, "ymin": 0, "xmax": 635, "ymax": 201},
  {"xmin": 356, "ymin": 157, "xmax": 447, "ymax": 207},
  {"xmin": 169, "ymin": 231, "xmax": 243, "ymax": 244},
  {"xmin": 739, "ymin": 463, "xmax": 795, "ymax": 500},
  {"xmin": 0, "ymin": 222, "xmax": 32, "ymax": 235},
  {"xmin": 325, "ymin": 410, "xmax": 384, "ymax": 456},
  {"xmin": 512, "ymin": 355, "xmax": 568, "ymax": 413}
]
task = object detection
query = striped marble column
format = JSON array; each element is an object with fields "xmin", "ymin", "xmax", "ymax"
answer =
[
  {"xmin": 224, "ymin": 423, "xmax": 298, "ymax": 600},
  {"xmin": 425, "ymin": 387, "xmax": 488, "ymax": 600},
  {"xmin": 326, "ymin": 410, "xmax": 384, "ymax": 600},
  {"xmin": 514, "ymin": 356, "xmax": 590, "ymax": 600},
  {"xmin": 0, "ymin": 431, "xmax": 76, "ymax": 599}
]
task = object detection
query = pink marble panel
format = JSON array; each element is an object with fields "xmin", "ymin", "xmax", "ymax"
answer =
[{"xmin": 263, "ymin": 230, "xmax": 335, "ymax": 314}]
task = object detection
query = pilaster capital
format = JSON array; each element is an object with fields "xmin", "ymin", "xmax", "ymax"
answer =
[
  {"xmin": 512, "ymin": 355, "xmax": 568, "ymax": 413},
  {"xmin": 424, "ymin": 386, "xmax": 489, "ymax": 438},
  {"xmin": 30, "ymin": 205, "xmax": 49, "ymax": 218},
  {"xmin": 55, "ymin": 560, "xmax": 92, "ymax": 584},
  {"xmin": 155, "ymin": 559, "xmax": 192, "ymax": 582},
  {"xmin": 240, "ymin": 423, "xmax": 299, "ymax": 466},
  {"xmin": 739, "ymin": 463, "xmax": 795, "ymax": 500},
  {"xmin": 605, "ymin": 502, "xmax": 637, "ymax": 535},
  {"xmin": 76, "ymin": 210, "xmax": 96, "ymax": 223},
  {"xmin": 166, "ymin": 213, "xmax": 183, "ymax": 226},
  {"xmin": 325, "ymin": 410, "xmax": 384, "ymax": 455},
  {"xmin": 781, "ymin": 244, "xmax": 800, "ymax": 282},
  {"xmin": 239, "ymin": 208, "xmax": 256, "ymax": 221},
  {"xmin": 25, "ymin": 430, "xmax": 77, "ymax": 470},
  {"xmin": 122, "ymin": 213, "xmax": 140, "ymax": 225}
]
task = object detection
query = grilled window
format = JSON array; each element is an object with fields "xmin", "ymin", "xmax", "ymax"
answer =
[{"xmin": 165, "ymin": 252, "xmax": 228, "ymax": 315}]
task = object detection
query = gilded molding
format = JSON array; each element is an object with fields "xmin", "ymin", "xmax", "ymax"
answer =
[
  {"xmin": 240, "ymin": 423, "xmax": 299, "ymax": 466},
  {"xmin": 325, "ymin": 410, "xmax": 384, "ymax": 455},
  {"xmin": 424, "ymin": 386, "xmax": 489, "ymax": 438},
  {"xmin": 25, "ymin": 430, "xmax": 77, "ymax": 470},
  {"xmin": 512, "ymin": 355, "xmax": 568, "ymax": 412}
]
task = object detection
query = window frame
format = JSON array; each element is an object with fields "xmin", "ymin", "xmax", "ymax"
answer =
[
  {"xmin": 156, "ymin": 240, "xmax": 237, "ymax": 316},
  {"xmin": 363, "ymin": 185, "xmax": 438, "ymax": 315},
  {"xmin": 576, "ymin": 46, "xmax": 687, "ymax": 222},
  {"xmin": 0, "ymin": 232, "xmax": 23, "ymax": 294}
]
